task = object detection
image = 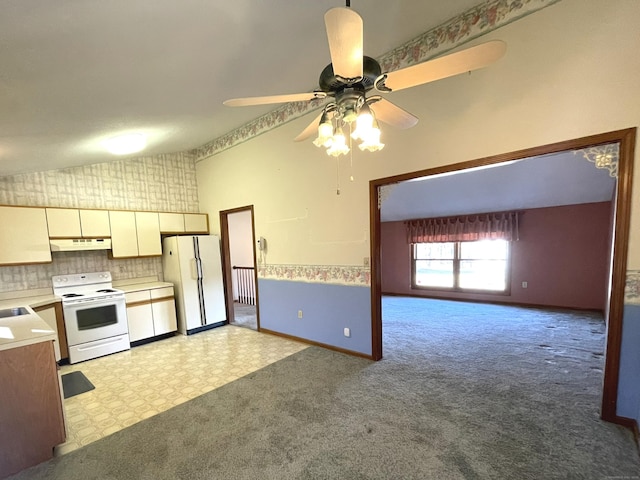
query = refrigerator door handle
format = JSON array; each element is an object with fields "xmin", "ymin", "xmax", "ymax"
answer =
[
  {"xmin": 190, "ymin": 258, "xmax": 199, "ymax": 280},
  {"xmin": 197, "ymin": 258, "xmax": 204, "ymax": 279}
]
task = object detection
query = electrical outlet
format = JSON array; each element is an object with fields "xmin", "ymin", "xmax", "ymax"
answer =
[
  {"xmin": 522, "ymin": 281, "xmax": 528, "ymax": 288},
  {"xmin": 363, "ymin": 257, "xmax": 370, "ymax": 267},
  {"xmin": 298, "ymin": 310, "xmax": 303, "ymax": 319},
  {"xmin": 344, "ymin": 327, "xmax": 351, "ymax": 337}
]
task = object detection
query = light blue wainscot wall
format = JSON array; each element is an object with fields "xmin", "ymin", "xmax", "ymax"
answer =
[
  {"xmin": 617, "ymin": 303, "xmax": 640, "ymax": 424},
  {"xmin": 258, "ymin": 273, "xmax": 372, "ymax": 357}
]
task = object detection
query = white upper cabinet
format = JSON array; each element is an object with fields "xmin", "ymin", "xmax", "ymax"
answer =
[
  {"xmin": 79, "ymin": 210, "xmax": 111, "ymax": 237},
  {"xmin": 158, "ymin": 213, "xmax": 185, "ymax": 233},
  {"xmin": 46, "ymin": 208, "xmax": 81, "ymax": 238},
  {"xmin": 0, "ymin": 206, "xmax": 52, "ymax": 265},
  {"xmin": 135, "ymin": 212, "xmax": 161, "ymax": 256},
  {"xmin": 184, "ymin": 213, "xmax": 209, "ymax": 233},
  {"xmin": 109, "ymin": 210, "xmax": 162, "ymax": 258},
  {"xmin": 109, "ymin": 211, "xmax": 139, "ymax": 258},
  {"xmin": 46, "ymin": 208, "xmax": 111, "ymax": 238}
]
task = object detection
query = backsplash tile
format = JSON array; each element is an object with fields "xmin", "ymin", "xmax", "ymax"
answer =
[
  {"xmin": 0, "ymin": 152, "xmax": 197, "ymax": 293},
  {"xmin": 0, "ymin": 252, "xmax": 163, "ymax": 293}
]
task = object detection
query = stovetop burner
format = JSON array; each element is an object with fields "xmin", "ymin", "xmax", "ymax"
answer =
[{"xmin": 52, "ymin": 271, "xmax": 124, "ymax": 302}]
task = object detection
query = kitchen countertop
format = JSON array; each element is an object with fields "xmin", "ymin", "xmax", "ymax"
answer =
[
  {"xmin": 0, "ymin": 278, "xmax": 173, "ymax": 352},
  {"xmin": 0, "ymin": 305, "xmax": 57, "ymax": 352},
  {"xmin": 118, "ymin": 281, "xmax": 174, "ymax": 293}
]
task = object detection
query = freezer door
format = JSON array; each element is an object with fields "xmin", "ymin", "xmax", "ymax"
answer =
[
  {"xmin": 195, "ymin": 235, "xmax": 227, "ymax": 325},
  {"xmin": 177, "ymin": 236, "xmax": 206, "ymax": 330},
  {"xmin": 163, "ymin": 236, "xmax": 203, "ymax": 332}
]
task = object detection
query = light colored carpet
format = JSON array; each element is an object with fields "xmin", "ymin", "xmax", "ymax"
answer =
[
  {"xmin": 231, "ymin": 302, "xmax": 257, "ymax": 330},
  {"xmin": 11, "ymin": 297, "xmax": 640, "ymax": 479}
]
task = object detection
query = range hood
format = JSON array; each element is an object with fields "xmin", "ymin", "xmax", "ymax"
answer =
[{"xmin": 50, "ymin": 238, "xmax": 112, "ymax": 252}]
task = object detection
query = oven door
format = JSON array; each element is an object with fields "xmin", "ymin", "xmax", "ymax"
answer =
[{"xmin": 63, "ymin": 296, "xmax": 128, "ymax": 347}]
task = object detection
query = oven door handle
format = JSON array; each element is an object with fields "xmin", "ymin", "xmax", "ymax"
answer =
[{"xmin": 63, "ymin": 296, "xmax": 126, "ymax": 310}]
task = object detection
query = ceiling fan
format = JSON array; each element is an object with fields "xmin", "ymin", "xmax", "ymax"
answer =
[{"xmin": 224, "ymin": 1, "xmax": 506, "ymax": 156}]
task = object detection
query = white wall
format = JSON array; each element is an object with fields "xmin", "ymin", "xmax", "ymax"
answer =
[{"xmin": 196, "ymin": 0, "xmax": 640, "ymax": 270}]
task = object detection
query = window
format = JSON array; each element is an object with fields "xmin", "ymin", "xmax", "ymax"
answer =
[{"xmin": 413, "ymin": 239, "xmax": 510, "ymax": 292}]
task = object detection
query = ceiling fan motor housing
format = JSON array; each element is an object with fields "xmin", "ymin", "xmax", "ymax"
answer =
[{"xmin": 319, "ymin": 56, "xmax": 382, "ymax": 94}]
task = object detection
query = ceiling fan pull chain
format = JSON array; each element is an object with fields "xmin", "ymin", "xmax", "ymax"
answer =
[
  {"xmin": 336, "ymin": 157, "xmax": 341, "ymax": 196},
  {"xmin": 349, "ymin": 123, "xmax": 355, "ymax": 182}
]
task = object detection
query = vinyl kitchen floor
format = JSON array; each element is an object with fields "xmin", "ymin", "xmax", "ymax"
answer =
[{"xmin": 56, "ymin": 325, "xmax": 308, "ymax": 456}]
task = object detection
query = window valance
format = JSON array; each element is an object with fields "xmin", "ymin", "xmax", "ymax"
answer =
[{"xmin": 405, "ymin": 211, "xmax": 520, "ymax": 244}]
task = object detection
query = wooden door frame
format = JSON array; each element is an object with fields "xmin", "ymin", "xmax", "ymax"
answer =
[
  {"xmin": 219, "ymin": 205, "xmax": 260, "ymax": 331},
  {"xmin": 369, "ymin": 128, "xmax": 636, "ymax": 424}
]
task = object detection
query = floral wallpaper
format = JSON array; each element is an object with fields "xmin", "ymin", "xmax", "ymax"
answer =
[
  {"xmin": 259, "ymin": 264, "xmax": 370, "ymax": 287},
  {"xmin": 194, "ymin": 0, "xmax": 560, "ymax": 161},
  {"xmin": 624, "ymin": 271, "xmax": 640, "ymax": 305}
]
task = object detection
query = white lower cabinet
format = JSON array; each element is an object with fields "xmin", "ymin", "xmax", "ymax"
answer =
[{"xmin": 125, "ymin": 286, "xmax": 177, "ymax": 343}]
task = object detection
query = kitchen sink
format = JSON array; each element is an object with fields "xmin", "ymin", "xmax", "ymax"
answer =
[{"xmin": 0, "ymin": 307, "xmax": 29, "ymax": 318}]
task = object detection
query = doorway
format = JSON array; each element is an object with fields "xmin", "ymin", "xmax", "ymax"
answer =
[
  {"xmin": 369, "ymin": 128, "xmax": 636, "ymax": 424},
  {"xmin": 220, "ymin": 205, "xmax": 260, "ymax": 331}
]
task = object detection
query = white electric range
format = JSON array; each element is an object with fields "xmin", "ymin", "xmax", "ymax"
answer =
[{"xmin": 52, "ymin": 271, "xmax": 130, "ymax": 364}]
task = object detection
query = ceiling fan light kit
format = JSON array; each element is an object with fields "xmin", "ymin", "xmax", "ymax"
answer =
[{"xmin": 224, "ymin": 2, "xmax": 506, "ymax": 160}]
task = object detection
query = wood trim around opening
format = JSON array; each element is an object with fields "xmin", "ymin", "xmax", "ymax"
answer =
[
  {"xmin": 219, "ymin": 205, "xmax": 261, "ymax": 331},
  {"xmin": 369, "ymin": 127, "xmax": 637, "ymax": 425}
]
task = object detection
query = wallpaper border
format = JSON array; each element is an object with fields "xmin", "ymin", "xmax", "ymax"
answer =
[
  {"xmin": 625, "ymin": 270, "xmax": 640, "ymax": 305},
  {"xmin": 258, "ymin": 266, "xmax": 640, "ymax": 297},
  {"xmin": 258, "ymin": 264, "xmax": 370, "ymax": 287},
  {"xmin": 194, "ymin": 0, "xmax": 561, "ymax": 161}
]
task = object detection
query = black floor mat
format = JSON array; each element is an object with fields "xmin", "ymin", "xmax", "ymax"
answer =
[{"xmin": 61, "ymin": 371, "xmax": 95, "ymax": 399}]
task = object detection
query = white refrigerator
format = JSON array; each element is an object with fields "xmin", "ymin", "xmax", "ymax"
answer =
[{"xmin": 162, "ymin": 235, "xmax": 227, "ymax": 335}]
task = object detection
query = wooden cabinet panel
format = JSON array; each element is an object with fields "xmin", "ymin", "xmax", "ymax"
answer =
[
  {"xmin": 0, "ymin": 341, "xmax": 65, "ymax": 478},
  {"xmin": 109, "ymin": 211, "xmax": 138, "ymax": 258},
  {"xmin": 46, "ymin": 208, "xmax": 81, "ymax": 238},
  {"xmin": 80, "ymin": 209, "xmax": 111, "ymax": 237},
  {"xmin": 135, "ymin": 212, "xmax": 161, "ymax": 256},
  {"xmin": 159, "ymin": 213, "xmax": 185, "ymax": 233},
  {"xmin": 184, "ymin": 213, "xmax": 209, "ymax": 233},
  {"xmin": 33, "ymin": 302, "xmax": 68, "ymax": 362},
  {"xmin": 0, "ymin": 206, "xmax": 52, "ymax": 265}
]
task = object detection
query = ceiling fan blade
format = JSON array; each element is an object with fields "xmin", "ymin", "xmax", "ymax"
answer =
[
  {"xmin": 382, "ymin": 40, "xmax": 507, "ymax": 92},
  {"xmin": 224, "ymin": 92, "xmax": 326, "ymax": 107},
  {"xmin": 370, "ymin": 98, "xmax": 418, "ymax": 129},
  {"xmin": 324, "ymin": 7, "xmax": 363, "ymax": 80},
  {"xmin": 294, "ymin": 112, "xmax": 324, "ymax": 142}
]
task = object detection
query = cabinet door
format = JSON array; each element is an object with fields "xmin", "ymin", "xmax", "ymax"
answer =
[
  {"xmin": 32, "ymin": 306, "xmax": 61, "ymax": 362},
  {"xmin": 184, "ymin": 213, "xmax": 209, "ymax": 233},
  {"xmin": 46, "ymin": 208, "xmax": 81, "ymax": 238},
  {"xmin": 109, "ymin": 211, "xmax": 139, "ymax": 258},
  {"xmin": 150, "ymin": 287, "xmax": 177, "ymax": 335},
  {"xmin": 0, "ymin": 206, "xmax": 51, "ymax": 265},
  {"xmin": 151, "ymin": 298, "xmax": 178, "ymax": 336},
  {"xmin": 136, "ymin": 212, "xmax": 161, "ymax": 256},
  {"xmin": 80, "ymin": 210, "xmax": 111, "ymax": 237},
  {"xmin": 0, "ymin": 341, "xmax": 65, "ymax": 478},
  {"xmin": 126, "ymin": 290, "xmax": 154, "ymax": 342},
  {"xmin": 159, "ymin": 213, "xmax": 185, "ymax": 233}
]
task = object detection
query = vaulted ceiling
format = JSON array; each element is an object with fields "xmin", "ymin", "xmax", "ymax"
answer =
[{"xmin": 0, "ymin": 0, "xmax": 485, "ymax": 176}]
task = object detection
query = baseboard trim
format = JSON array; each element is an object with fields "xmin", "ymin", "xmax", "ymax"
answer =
[
  {"xmin": 260, "ymin": 328, "xmax": 374, "ymax": 360},
  {"xmin": 613, "ymin": 415, "xmax": 640, "ymax": 453},
  {"xmin": 381, "ymin": 291, "xmax": 604, "ymax": 314}
]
